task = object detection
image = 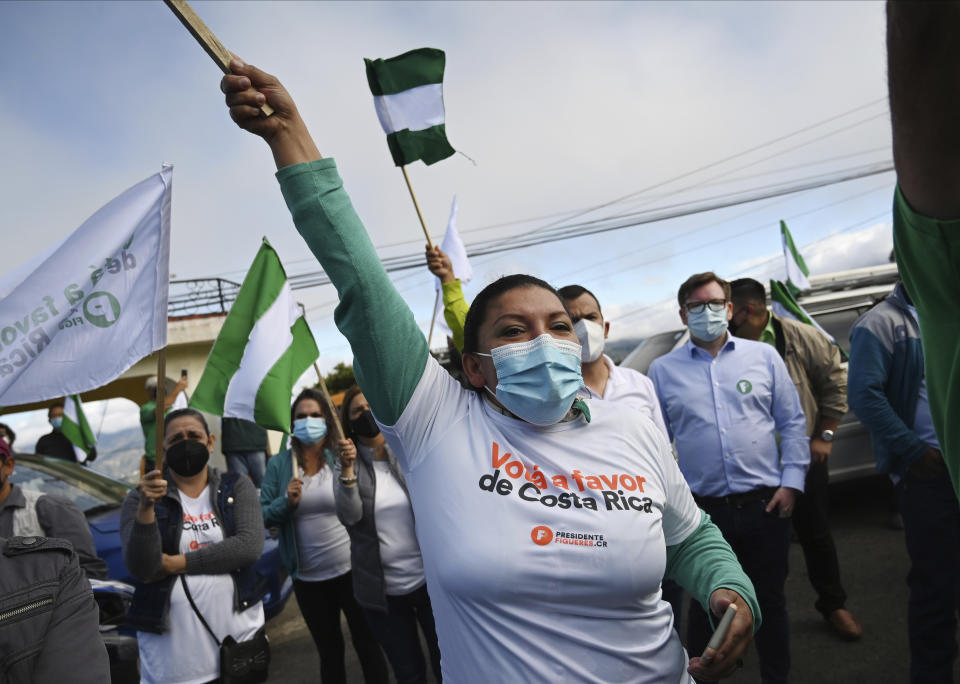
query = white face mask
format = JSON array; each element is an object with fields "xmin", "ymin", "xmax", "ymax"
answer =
[{"xmin": 573, "ymin": 319, "xmax": 605, "ymax": 363}]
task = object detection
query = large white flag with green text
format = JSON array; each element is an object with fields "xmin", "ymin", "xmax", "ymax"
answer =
[
  {"xmin": 0, "ymin": 167, "xmax": 172, "ymax": 406},
  {"xmin": 190, "ymin": 240, "xmax": 319, "ymax": 433}
]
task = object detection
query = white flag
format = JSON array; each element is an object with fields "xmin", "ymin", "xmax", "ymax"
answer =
[
  {"xmin": 780, "ymin": 220, "xmax": 811, "ymax": 293},
  {"xmin": 0, "ymin": 166, "xmax": 172, "ymax": 405},
  {"xmin": 433, "ymin": 196, "xmax": 472, "ymax": 291},
  {"xmin": 432, "ymin": 196, "xmax": 473, "ymax": 341}
]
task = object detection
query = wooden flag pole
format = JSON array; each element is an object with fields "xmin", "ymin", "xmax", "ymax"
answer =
[
  {"xmin": 313, "ymin": 362, "xmax": 345, "ymax": 445},
  {"xmin": 427, "ymin": 289, "xmax": 440, "ymax": 349},
  {"xmin": 163, "ymin": 0, "xmax": 274, "ymax": 116},
  {"xmin": 154, "ymin": 348, "xmax": 167, "ymax": 472},
  {"xmin": 401, "ymin": 166, "xmax": 433, "ymax": 248}
]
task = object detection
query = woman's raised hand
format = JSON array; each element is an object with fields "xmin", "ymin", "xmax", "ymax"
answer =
[
  {"xmin": 337, "ymin": 438, "xmax": 357, "ymax": 476},
  {"xmin": 138, "ymin": 470, "xmax": 167, "ymax": 508},
  {"xmin": 221, "ymin": 57, "xmax": 321, "ymax": 169}
]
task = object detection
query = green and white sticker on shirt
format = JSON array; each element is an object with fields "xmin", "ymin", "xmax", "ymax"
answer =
[{"xmin": 364, "ymin": 47, "xmax": 456, "ymax": 167}]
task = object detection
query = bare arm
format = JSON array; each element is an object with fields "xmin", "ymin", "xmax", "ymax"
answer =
[{"xmin": 888, "ymin": 1, "xmax": 960, "ymax": 218}]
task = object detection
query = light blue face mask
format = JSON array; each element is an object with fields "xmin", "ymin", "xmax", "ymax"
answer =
[
  {"xmin": 50, "ymin": 417, "xmax": 63, "ymax": 430},
  {"xmin": 687, "ymin": 307, "xmax": 729, "ymax": 342},
  {"xmin": 476, "ymin": 334, "xmax": 585, "ymax": 426},
  {"xmin": 293, "ymin": 416, "xmax": 327, "ymax": 444}
]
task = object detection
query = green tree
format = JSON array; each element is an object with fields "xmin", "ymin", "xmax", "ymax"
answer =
[{"xmin": 321, "ymin": 362, "xmax": 356, "ymax": 394}]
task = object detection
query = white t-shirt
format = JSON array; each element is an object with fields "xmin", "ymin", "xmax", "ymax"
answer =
[
  {"xmin": 583, "ymin": 354, "xmax": 670, "ymax": 440},
  {"xmin": 379, "ymin": 358, "xmax": 701, "ymax": 683},
  {"xmin": 138, "ymin": 487, "xmax": 265, "ymax": 684},
  {"xmin": 294, "ymin": 467, "xmax": 352, "ymax": 581},
  {"xmin": 370, "ymin": 458, "xmax": 426, "ymax": 595}
]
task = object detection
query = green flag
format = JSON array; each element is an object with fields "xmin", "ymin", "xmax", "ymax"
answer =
[
  {"xmin": 190, "ymin": 239, "xmax": 319, "ymax": 432},
  {"xmin": 770, "ymin": 279, "xmax": 848, "ymax": 358},
  {"xmin": 365, "ymin": 48, "xmax": 456, "ymax": 167},
  {"xmin": 780, "ymin": 220, "xmax": 811, "ymax": 296},
  {"xmin": 62, "ymin": 394, "xmax": 96, "ymax": 462}
]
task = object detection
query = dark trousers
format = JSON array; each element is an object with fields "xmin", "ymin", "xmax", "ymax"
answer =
[
  {"xmin": 792, "ymin": 459, "xmax": 847, "ymax": 615},
  {"xmin": 293, "ymin": 573, "xmax": 389, "ymax": 684},
  {"xmin": 362, "ymin": 584, "xmax": 443, "ymax": 684},
  {"xmin": 689, "ymin": 496, "xmax": 792, "ymax": 684},
  {"xmin": 897, "ymin": 470, "xmax": 960, "ymax": 684}
]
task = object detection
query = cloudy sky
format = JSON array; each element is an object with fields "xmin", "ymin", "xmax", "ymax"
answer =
[{"xmin": 1, "ymin": 1, "xmax": 895, "ymax": 450}]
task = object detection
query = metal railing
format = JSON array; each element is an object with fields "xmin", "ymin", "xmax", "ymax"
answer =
[{"xmin": 167, "ymin": 278, "xmax": 241, "ymax": 316}]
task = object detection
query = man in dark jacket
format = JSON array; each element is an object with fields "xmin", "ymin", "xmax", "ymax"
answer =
[
  {"xmin": 849, "ymin": 282, "xmax": 955, "ymax": 682},
  {"xmin": 35, "ymin": 403, "xmax": 77, "ymax": 463},
  {"xmin": 0, "ymin": 534, "xmax": 109, "ymax": 683},
  {"xmin": 0, "ymin": 439, "xmax": 107, "ymax": 580}
]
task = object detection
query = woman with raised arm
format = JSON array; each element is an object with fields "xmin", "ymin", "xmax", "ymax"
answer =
[
  {"xmin": 259, "ymin": 388, "xmax": 388, "ymax": 684},
  {"xmin": 223, "ymin": 59, "xmax": 759, "ymax": 683},
  {"xmin": 120, "ymin": 408, "xmax": 266, "ymax": 684}
]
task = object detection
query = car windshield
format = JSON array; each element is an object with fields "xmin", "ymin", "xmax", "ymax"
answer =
[
  {"xmin": 620, "ymin": 330, "xmax": 686, "ymax": 374},
  {"xmin": 10, "ymin": 463, "xmax": 124, "ymax": 513}
]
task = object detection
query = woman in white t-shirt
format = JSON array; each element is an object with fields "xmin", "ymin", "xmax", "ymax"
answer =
[
  {"xmin": 120, "ymin": 408, "xmax": 266, "ymax": 684},
  {"xmin": 260, "ymin": 388, "xmax": 387, "ymax": 684},
  {"xmin": 335, "ymin": 386, "xmax": 442, "ymax": 684},
  {"xmin": 224, "ymin": 61, "xmax": 761, "ymax": 683}
]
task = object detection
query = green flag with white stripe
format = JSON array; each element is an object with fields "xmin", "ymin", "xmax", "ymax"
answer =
[
  {"xmin": 365, "ymin": 47, "xmax": 455, "ymax": 167},
  {"xmin": 190, "ymin": 239, "xmax": 319, "ymax": 432},
  {"xmin": 780, "ymin": 220, "xmax": 811, "ymax": 295},
  {"xmin": 769, "ymin": 279, "xmax": 847, "ymax": 359},
  {"xmin": 62, "ymin": 394, "xmax": 96, "ymax": 463}
]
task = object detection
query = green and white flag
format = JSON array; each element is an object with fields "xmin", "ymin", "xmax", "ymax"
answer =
[
  {"xmin": 780, "ymin": 220, "xmax": 811, "ymax": 295},
  {"xmin": 62, "ymin": 394, "xmax": 96, "ymax": 464},
  {"xmin": 365, "ymin": 47, "xmax": 455, "ymax": 167},
  {"xmin": 770, "ymin": 279, "xmax": 836, "ymax": 344},
  {"xmin": 190, "ymin": 240, "xmax": 319, "ymax": 433}
]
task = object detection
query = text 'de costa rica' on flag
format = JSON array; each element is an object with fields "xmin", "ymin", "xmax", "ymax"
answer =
[
  {"xmin": 364, "ymin": 47, "xmax": 455, "ymax": 167},
  {"xmin": 190, "ymin": 239, "xmax": 319, "ymax": 433}
]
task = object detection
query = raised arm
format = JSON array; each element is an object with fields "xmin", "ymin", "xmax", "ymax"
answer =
[
  {"xmin": 888, "ymin": 2, "xmax": 960, "ymax": 218},
  {"xmin": 222, "ymin": 60, "xmax": 428, "ymax": 424},
  {"xmin": 426, "ymin": 245, "xmax": 469, "ymax": 351}
]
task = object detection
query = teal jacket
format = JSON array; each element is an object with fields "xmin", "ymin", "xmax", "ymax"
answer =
[{"xmin": 260, "ymin": 447, "xmax": 337, "ymax": 580}]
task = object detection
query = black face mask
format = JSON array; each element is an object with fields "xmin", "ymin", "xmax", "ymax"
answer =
[
  {"xmin": 351, "ymin": 410, "xmax": 381, "ymax": 439},
  {"xmin": 165, "ymin": 440, "xmax": 210, "ymax": 477}
]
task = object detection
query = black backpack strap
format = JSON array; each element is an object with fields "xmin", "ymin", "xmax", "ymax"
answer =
[{"xmin": 179, "ymin": 574, "xmax": 222, "ymax": 647}]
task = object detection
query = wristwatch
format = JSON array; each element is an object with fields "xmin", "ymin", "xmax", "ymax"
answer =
[{"xmin": 820, "ymin": 429, "xmax": 835, "ymax": 442}]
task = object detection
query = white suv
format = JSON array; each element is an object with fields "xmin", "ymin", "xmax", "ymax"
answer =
[{"xmin": 620, "ymin": 263, "xmax": 899, "ymax": 482}]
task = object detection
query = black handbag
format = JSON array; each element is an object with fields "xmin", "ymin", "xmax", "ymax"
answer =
[{"xmin": 179, "ymin": 575, "xmax": 270, "ymax": 684}]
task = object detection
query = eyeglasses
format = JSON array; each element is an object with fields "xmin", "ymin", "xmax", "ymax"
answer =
[{"xmin": 684, "ymin": 299, "xmax": 728, "ymax": 314}]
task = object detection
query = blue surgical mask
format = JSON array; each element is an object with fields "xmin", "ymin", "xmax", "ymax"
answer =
[
  {"xmin": 476, "ymin": 334, "xmax": 585, "ymax": 426},
  {"xmin": 50, "ymin": 417, "xmax": 63, "ymax": 430},
  {"xmin": 293, "ymin": 417, "xmax": 327, "ymax": 444},
  {"xmin": 688, "ymin": 307, "xmax": 729, "ymax": 342}
]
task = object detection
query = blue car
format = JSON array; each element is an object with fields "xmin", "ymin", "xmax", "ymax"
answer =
[{"xmin": 10, "ymin": 454, "xmax": 293, "ymax": 681}]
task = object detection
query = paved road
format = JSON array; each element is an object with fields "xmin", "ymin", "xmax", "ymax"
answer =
[{"xmin": 266, "ymin": 475, "xmax": 957, "ymax": 683}]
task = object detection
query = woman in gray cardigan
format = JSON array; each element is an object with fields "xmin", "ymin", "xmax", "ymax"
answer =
[{"xmin": 336, "ymin": 386, "xmax": 442, "ymax": 684}]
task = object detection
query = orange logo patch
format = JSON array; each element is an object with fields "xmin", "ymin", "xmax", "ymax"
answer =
[{"xmin": 531, "ymin": 525, "xmax": 554, "ymax": 545}]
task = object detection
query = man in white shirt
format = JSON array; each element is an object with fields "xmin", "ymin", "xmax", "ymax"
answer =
[{"xmin": 558, "ymin": 284, "xmax": 668, "ymax": 438}]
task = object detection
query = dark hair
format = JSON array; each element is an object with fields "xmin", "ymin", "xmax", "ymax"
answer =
[
  {"xmin": 677, "ymin": 272, "xmax": 731, "ymax": 307},
  {"xmin": 163, "ymin": 408, "xmax": 210, "ymax": 436},
  {"xmin": 48, "ymin": 402, "xmax": 64, "ymax": 417},
  {"xmin": 0, "ymin": 422, "xmax": 16, "ymax": 447},
  {"xmin": 339, "ymin": 385, "xmax": 364, "ymax": 440},
  {"xmin": 729, "ymin": 278, "xmax": 767, "ymax": 307},
  {"xmin": 462, "ymin": 275, "xmax": 568, "ymax": 354},
  {"xmin": 290, "ymin": 388, "xmax": 333, "ymax": 452},
  {"xmin": 557, "ymin": 284, "xmax": 602, "ymax": 312}
]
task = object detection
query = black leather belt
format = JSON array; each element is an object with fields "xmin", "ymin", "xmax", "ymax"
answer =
[{"xmin": 694, "ymin": 486, "xmax": 778, "ymax": 509}]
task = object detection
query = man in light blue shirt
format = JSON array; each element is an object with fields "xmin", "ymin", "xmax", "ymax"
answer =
[{"xmin": 649, "ymin": 271, "xmax": 808, "ymax": 684}]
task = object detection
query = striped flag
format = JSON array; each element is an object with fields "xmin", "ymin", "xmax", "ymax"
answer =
[
  {"xmin": 190, "ymin": 239, "xmax": 319, "ymax": 432},
  {"xmin": 769, "ymin": 279, "xmax": 845, "ymax": 352},
  {"xmin": 365, "ymin": 48, "xmax": 455, "ymax": 167},
  {"xmin": 780, "ymin": 220, "xmax": 811, "ymax": 295},
  {"xmin": 62, "ymin": 395, "xmax": 96, "ymax": 464}
]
